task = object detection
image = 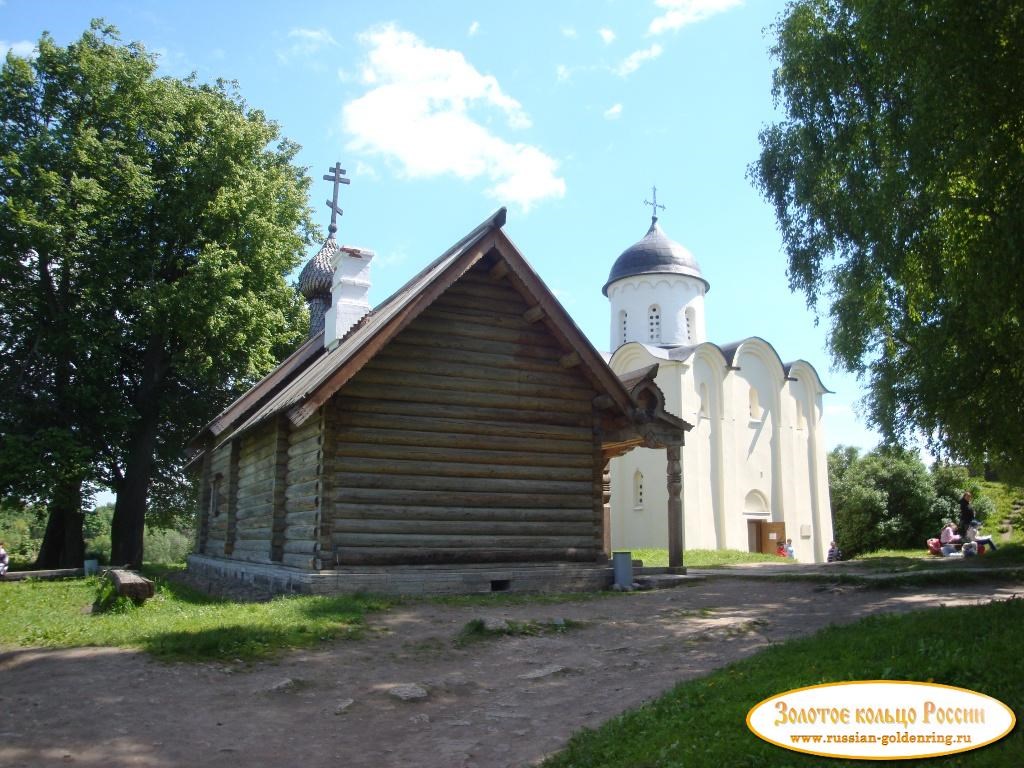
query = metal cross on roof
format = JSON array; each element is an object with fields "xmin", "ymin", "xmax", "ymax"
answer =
[
  {"xmin": 324, "ymin": 162, "xmax": 351, "ymax": 235},
  {"xmin": 644, "ymin": 185, "xmax": 666, "ymax": 220}
]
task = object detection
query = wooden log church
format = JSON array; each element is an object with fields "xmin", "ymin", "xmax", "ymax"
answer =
[{"xmin": 187, "ymin": 182, "xmax": 689, "ymax": 595}]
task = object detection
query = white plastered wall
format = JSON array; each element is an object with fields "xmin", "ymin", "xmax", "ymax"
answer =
[
  {"xmin": 607, "ymin": 275, "xmax": 706, "ymax": 348},
  {"xmin": 608, "ymin": 339, "xmax": 834, "ymax": 563}
]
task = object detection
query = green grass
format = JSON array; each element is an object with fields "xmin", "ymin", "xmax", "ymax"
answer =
[
  {"xmin": 630, "ymin": 548, "xmax": 791, "ymax": 568},
  {"xmin": 0, "ymin": 568, "xmax": 390, "ymax": 661},
  {"xmin": 544, "ymin": 598, "xmax": 1024, "ymax": 768}
]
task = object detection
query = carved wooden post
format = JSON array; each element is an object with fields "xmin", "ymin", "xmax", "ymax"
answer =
[
  {"xmin": 602, "ymin": 460, "xmax": 612, "ymax": 557},
  {"xmin": 667, "ymin": 445, "xmax": 685, "ymax": 572}
]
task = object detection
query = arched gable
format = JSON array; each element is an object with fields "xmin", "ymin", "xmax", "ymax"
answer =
[{"xmin": 609, "ymin": 341, "xmax": 663, "ymax": 376}]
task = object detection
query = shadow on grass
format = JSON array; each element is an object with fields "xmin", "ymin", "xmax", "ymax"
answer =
[{"xmin": 139, "ymin": 624, "xmax": 323, "ymax": 662}]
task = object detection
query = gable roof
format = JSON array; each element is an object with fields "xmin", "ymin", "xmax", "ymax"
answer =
[{"xmin": 194, "ymin": 208, "xmax": 646, "ymax": 456}]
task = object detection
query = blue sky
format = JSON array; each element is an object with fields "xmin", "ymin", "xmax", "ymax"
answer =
[{"xmin": 2, "ymin": 0, "xmax": 884, "ymax": 453}]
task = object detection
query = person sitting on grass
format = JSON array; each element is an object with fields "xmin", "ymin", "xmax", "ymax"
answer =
[
  {"xmin": 964, "ymin": 520, "xmax": 998, "ymax": 552},
  {"xmin": 776, "ymin": 540, "xmax": 787, "ymax": 557},
  {"xmin": 939, "ymin": 522, "xmax": 962, "ymax": 556},
  {"xmin": 0, "ymin": 541, "xmax": 8, "ymax": 577},
  {"xmin": 827, "ymin": 541, "xmax": 843, "ymax": 562}
]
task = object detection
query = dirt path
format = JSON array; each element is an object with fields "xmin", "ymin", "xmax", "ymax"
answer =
[{"xmin": 2, "ymin": 575, "xmax": 1021, "ymax": 768}]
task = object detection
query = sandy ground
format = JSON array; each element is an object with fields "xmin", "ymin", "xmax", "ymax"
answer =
[{"xmin": 1, "ymin": 571, "xmax": 1021, "ymax": 768}]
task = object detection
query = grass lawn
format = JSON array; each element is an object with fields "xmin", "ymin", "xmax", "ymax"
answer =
[
  {"xmin": 543, "ymin": 597, "xmax": 1023, "ymax": 767},
  {"xmin": 630, "ymin": 548, "xmax": 789, "ymax": 568},
  {"xmin": 0, "ymin": 566, "xmax": 390, "ymax": 662}
]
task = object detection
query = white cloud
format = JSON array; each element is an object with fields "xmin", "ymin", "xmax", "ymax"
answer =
[
  {"xmin": 562, "ymin": 27, "xmax": 578, "ymax": 39},
  {"xmin": 648, "ymin": 0, "xmax": 744, "ymax": 35},
  {"xmin": 615, "ymin": 43, "xmax": 663, "ymax": 76},
  {"xmin": 342, "ymin": 24, "xmax": 565, "ymax": 212},
  {"xmin": 556, "ymin": 64, "xmax": 571, "ymax": 82},
  {"xmin": 1, "ymin": 40, "xmax": 36, "ymax": 58},
  {"xmin": 598, "ymin": 28, "xmax": 616, "ymax": 44},
  {"xmin": 468, "ymin": 21, "xmax": 480, "ymax": 36},
  {"xmin": 604, "ymin": 103, "xmax": 623, "ymax": 120},
  {"xmin": 353, "ymin": 160, "xmax": 378, "ymax": 180},
  {"xmin": 277, "ymin": 27, "xmax": 338, "ymax": 64}
]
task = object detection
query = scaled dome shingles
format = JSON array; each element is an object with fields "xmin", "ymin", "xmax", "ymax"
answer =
[{"xmin": 603, "ymin": 219, "xmax": 708, "ymax": 295}]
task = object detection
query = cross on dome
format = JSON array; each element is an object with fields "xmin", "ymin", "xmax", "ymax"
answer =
[
  {"xmin": 324, "ymin": 162, "xmax": 351, "ymax": 235},
  {"xmin": 643, "ymin": 185, "xmax": 666, "ymax": 222}
]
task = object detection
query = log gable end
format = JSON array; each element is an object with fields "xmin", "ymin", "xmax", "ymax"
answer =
[
  {"xmin": 190, "ymin": 210, "xmax": 689, "ymax": 574},
  {"xmin": 323, "ymin": 256, "xmax": 604, "ymax": 566}
]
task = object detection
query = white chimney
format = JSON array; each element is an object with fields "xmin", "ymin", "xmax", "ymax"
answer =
[{"xmin": 324, "ymin": 245, "xmax": 375, "ymax": 349}]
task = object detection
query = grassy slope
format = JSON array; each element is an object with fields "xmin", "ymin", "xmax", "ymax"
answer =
[{"xmin": 544, "ymin": 598, "xmax": 1023, "ymax": 768}]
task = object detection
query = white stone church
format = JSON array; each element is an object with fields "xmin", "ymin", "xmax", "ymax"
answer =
[{"xmin": 604, "ymin": 212, "xmax": 834, "ymax": 563}]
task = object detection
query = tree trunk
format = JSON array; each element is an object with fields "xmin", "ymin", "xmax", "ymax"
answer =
[
  {"xmin": 111, "ymin": 336, "xmax": 168, "ymax": 567},
  {"xmin": 35, "ymin": 476, "xmax": 85, "ymax": 569}
]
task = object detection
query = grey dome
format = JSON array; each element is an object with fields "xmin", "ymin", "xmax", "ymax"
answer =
[
  {"xmin": 602, "ymin": 217, "xmax": 708, "ymax": 295},
  {"xmin": 298, "ymin": 236, "xmax": 337, "ymax": 337}
]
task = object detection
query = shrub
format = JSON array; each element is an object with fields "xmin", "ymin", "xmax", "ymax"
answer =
[
  {"xmin": 143, "ymin": 526, "xmax": 193, "ymax": 564},
  {"xmin": 829, "ymin": 446, "xmax": 941, "ymax": 556}
]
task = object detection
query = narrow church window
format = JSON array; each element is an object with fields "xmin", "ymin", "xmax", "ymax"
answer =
[
  {"xmin": 749, "ymin": 387, "xmax": 762, "ymax": 420},
  {"xmin": 209, "ymin": 473, "xmax": 223, "ymax": 517},
  {"xmin": 648, "ymin": 305, "xmax": 661, "ymax": 342},
  {"xmin": 685, "ymin": 308, "xmax": 695, "ymax": 343},
  {"xmin": 633, "ymin": 470, "xmax": 644, "ymax": 508},
  {"xmin": 620, "ymin": 310, "xmax": 628, "ymax": 344},
  {"xmin": 699, "ymin": 383, "xmax": 709, "ymax": 418}
]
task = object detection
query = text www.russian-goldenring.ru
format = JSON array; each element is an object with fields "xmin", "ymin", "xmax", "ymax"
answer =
[{"xmin": 790, "ymin": 732, "xmax": 973, "ymax": 747}]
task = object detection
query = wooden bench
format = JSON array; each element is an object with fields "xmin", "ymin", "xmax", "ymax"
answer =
[{"xmin": 108, "ymin": 568, "xmax": 156, "ymax": 602}]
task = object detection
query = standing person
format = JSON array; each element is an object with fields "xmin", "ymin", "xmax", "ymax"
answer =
[
  {"xmin": 0, "ymin": 541, "xmax": 8, "ymax": 577},
  {"xmin": 785, "ymin": 538, "xmax": 795, "ymax": 558},
  {"xmin": 959, "ymin": 492, "xmax": 976, "ymax": 538}
]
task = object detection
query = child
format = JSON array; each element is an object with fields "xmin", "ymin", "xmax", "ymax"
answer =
[
  {"xmin": 0, "ymin": 541, "xmax": 9, "ymax": 577},
  {"xmin": 827, "ymin": 541, "xmax": 843, "ymax": 562}
]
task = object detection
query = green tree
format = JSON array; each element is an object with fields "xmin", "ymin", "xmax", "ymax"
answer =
[
  {"xmin": 0, "ymin": 22, "xmax": 314, "ymax": 567},
  {"xmin": 752, "ymin": 1, "xmax": 1024, "ymax": 474},
  {"xmin": 829, "ymin": 445, "xmax": 939, "ymax": 555}
]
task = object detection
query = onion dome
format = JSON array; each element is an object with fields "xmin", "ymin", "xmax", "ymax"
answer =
[
  {"xmin": 298, "ymin": 236, "xmax": 336, "ymax": 337},
  {"xmin": 602, "ymin": 217, "xmax": 708, "ymax": 296}
]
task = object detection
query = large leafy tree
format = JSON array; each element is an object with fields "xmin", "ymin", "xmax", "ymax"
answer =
[
  {"xmin": 0, "ymin": 22, "xmax": 314, "ymax": 567},
  {"xmin": 828, "ymin": 445, "xmax": 940, "ymax": 556},
  {"xmin": 752, "ymin": 1, "xmax": 1024, "ymax": 473}
]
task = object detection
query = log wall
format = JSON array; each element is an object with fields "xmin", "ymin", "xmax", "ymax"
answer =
[
  {"xmin": 324, "ymin": 260, "xmax": 604, "ymax": 565},
  {"xmin": 203, "ymin": 440, "xmax": 235, "ymax": 556},
  {"xmin": 229, "ymin": 420, "xmax": 279, "ymax": 564},
  {"xmin": 282, "ymin": 406, "xmax": 325, "ymax": 569}
]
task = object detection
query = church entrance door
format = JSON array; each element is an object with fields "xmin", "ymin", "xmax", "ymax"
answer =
[{"xmin": 747, "ymin": 520, "xmax": 786, "ymax": 555}]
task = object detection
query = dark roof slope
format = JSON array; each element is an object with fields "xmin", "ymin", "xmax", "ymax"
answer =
[{"xmin": 194, "ymin": 207, "xmax": 653, "ymax": 457}]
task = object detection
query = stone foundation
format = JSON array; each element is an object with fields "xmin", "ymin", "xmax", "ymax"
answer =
[{"xmin": 186, "ymin": 554, "xmax": 614, "ymax": 597}]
